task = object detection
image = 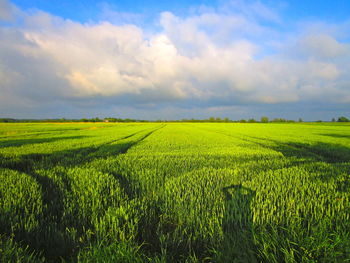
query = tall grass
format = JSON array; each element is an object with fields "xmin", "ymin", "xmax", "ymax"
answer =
[{"xmin": 0, "ymin": 122, "xmax": 349, "ymax": 262}]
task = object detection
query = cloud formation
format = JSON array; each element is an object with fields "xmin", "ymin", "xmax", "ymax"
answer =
[
  {"xmin": 0, "ymin": 0, "xmax": 14, "ymax": 21},
  {"xmin": 0, "ymin": 0, "xmax": 349, "ymax": 119}
]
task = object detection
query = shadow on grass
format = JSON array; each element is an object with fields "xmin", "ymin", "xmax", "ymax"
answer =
[
  {"xmin": 0, "ymin": 125, "xmax": 164, "ymax": 261},
  {"xmin": 319, "ymin": 133, "xmax": 350, "ymax": 140},
  {"xmin": 242, "ymin": 136, "xmax": 350, "ymax": 192},
  {"xmin": 239, "ymin": 135, "xmax": 350, "ymax": 165},
  {"xmin": 0, "ymin": 135, "xmax": 89, "ymax": 148},
  {"xmin": 271, "ymin": 141, "xmax": 350, "ymax": 164},
  {"xmin": 219, "ymin": 185, "xmax": 257, "ymax": 262},
  {"xmin": 0, "ymin": 126, "xmax": 162, "ymax": 170}
]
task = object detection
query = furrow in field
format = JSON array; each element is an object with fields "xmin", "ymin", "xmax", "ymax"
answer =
[{"xmin": 0, "ymin": 123, "xmax": 349, "ymax": 262}]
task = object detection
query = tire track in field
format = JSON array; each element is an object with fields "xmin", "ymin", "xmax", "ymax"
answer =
[
  {"xmin": 192, "ymin": 124, "xmax": 348, "ymax": 164},
  {"xmin": 187, "ymin": 125, "xmax": 307, "ymax": 176},
  {"xmin": 24, "ymin": 124, "xmax": 165, "ymax": 223},
  {"xmin": 0, "ymin": 126, "xmax": 157, "ymax": 170},
  {"xmin": 0, "ymin": 124, "xmax": 166, "ymax": 261},
  {"xmin": 187, "ymin": 124, "xmax": 257, "ymax": 146},
  {"xmin": 192, "ymin": 124, "xmax": 313, "ymax": 160},
  {"xmin": 33, "ymin": 124, "xmax": 165, "ymax": 259},
  {"xmin": 73, "ymin": 124, "xmax": 166, "ymax": 159},
  {"xmin": 119, "ymin": 124, "xmax": 166, "ymax": 153},
  {"xmin": 0, "ymin": 162, "xmax": 70, "ymax": 259},
  {"xmin": 109, "ymin": 124, "xmax": 166, "ymax": 199},
  {"xmin": 233, "ymin": 134, "xmax": 349, "ymax": 164},
  {"xmin": 102, "ymin": 124, "xmax": 165, "ymax": 150}
]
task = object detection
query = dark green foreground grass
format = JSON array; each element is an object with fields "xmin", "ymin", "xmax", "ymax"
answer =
[{"xmin": 0, "ymin": 123, "xmax": 349, "ymax": 262}]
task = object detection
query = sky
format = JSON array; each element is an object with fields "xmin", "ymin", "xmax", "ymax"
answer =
[{"xmin": 1, "ymin": 0, "xmax": 350, "ymax": 120}]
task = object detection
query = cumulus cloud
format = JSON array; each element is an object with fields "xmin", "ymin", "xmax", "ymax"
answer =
[
  {"xmin": 0, "ymin": 0, "xmax": 349, "ymax": 119},
  {"xmin": 296, "ymin": 34, "xmax": 350, "ymax": 59}
]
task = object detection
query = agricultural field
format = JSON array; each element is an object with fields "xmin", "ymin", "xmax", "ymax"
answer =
[{"xmin": 0, "ymin": 122, "xmax": 349, "ymax": 262}]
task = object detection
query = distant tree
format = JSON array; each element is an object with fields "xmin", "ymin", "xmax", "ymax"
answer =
[
  {"xmin": 239, "ymin": 119, "xmax": 246, "ymax": 123},
  {"xmin": 298, "ymin": 118, "xmax": 303, "ymax": 122},
  {"xmin": 91, "ymin": 117, "xmax": 102, "ymax": 122},
  {"xmin": 215, "ymin": 117, "xmax": 222, "ymax": 122},
  {"xmin": 223, "ymin": 117, "xmax": 230, "ymax": 122},
  {"xmin": 338, "ymin": 116, "xmax": 350, "ymax": 122},
  {"xmin": 332, "ymin": 118, "xmax": 336, "ymax": 122},
  {"xmin": 209, "ymin": 117, "xmax": 215, "ymax": 122},
  {"xmin": 260, "ymin": 116, "xmax": 269, "ymax": 123},
  {"xmin": 248, "ymin": 118, "xmax": 256, "ymax": 123},
  {"xmin": 271, "ymin": 118, "xmax": 286, "ymax": 123},
  {"xmin": 0, "ymin": 118, "xmax": 15, "ymax": 123}
]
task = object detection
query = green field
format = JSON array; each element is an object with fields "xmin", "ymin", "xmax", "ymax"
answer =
[{"xmin": 0, "ymin": 122, "xmax": 349, "ymax": 262}]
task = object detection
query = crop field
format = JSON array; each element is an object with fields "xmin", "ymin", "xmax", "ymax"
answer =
[{"xmin": 0, "ymin": 122, "xmax": 349, "ymax": 262}]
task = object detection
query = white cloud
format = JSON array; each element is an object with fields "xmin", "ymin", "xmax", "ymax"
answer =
[
  {"xmin": 297, "ymin": 34, "xmax": 349, "ymax": 59},
  {"xmin": 0, "ymin": 1, "xmax": 349, "ymax": 119}
]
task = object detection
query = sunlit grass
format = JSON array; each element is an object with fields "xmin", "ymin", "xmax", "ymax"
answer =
[{"xmin": 0, "ymin": 123, "xmax": 349, "ymax": 262}]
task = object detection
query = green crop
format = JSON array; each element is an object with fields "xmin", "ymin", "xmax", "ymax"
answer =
[{"xmin": 0, "ymin": 122, "xmax": 349, "ymax": 262}]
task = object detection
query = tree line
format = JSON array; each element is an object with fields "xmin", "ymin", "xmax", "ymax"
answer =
[{"xmin": 0, "ymin": 116, "xmax": 349, "ymax": 123}]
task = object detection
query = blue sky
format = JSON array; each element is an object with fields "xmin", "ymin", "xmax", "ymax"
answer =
[
  {"xmin": 11, "ymin": 0, "xmax": 350, "ymax": 23},
  {"xmin": 1, "ymin": 0, "xmax": 350, "ymax": 120}
]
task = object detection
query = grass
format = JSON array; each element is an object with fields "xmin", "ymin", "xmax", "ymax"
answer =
[{"xmin": 0, "ymin": 122, "xmax": 349, "ymax": 262}]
